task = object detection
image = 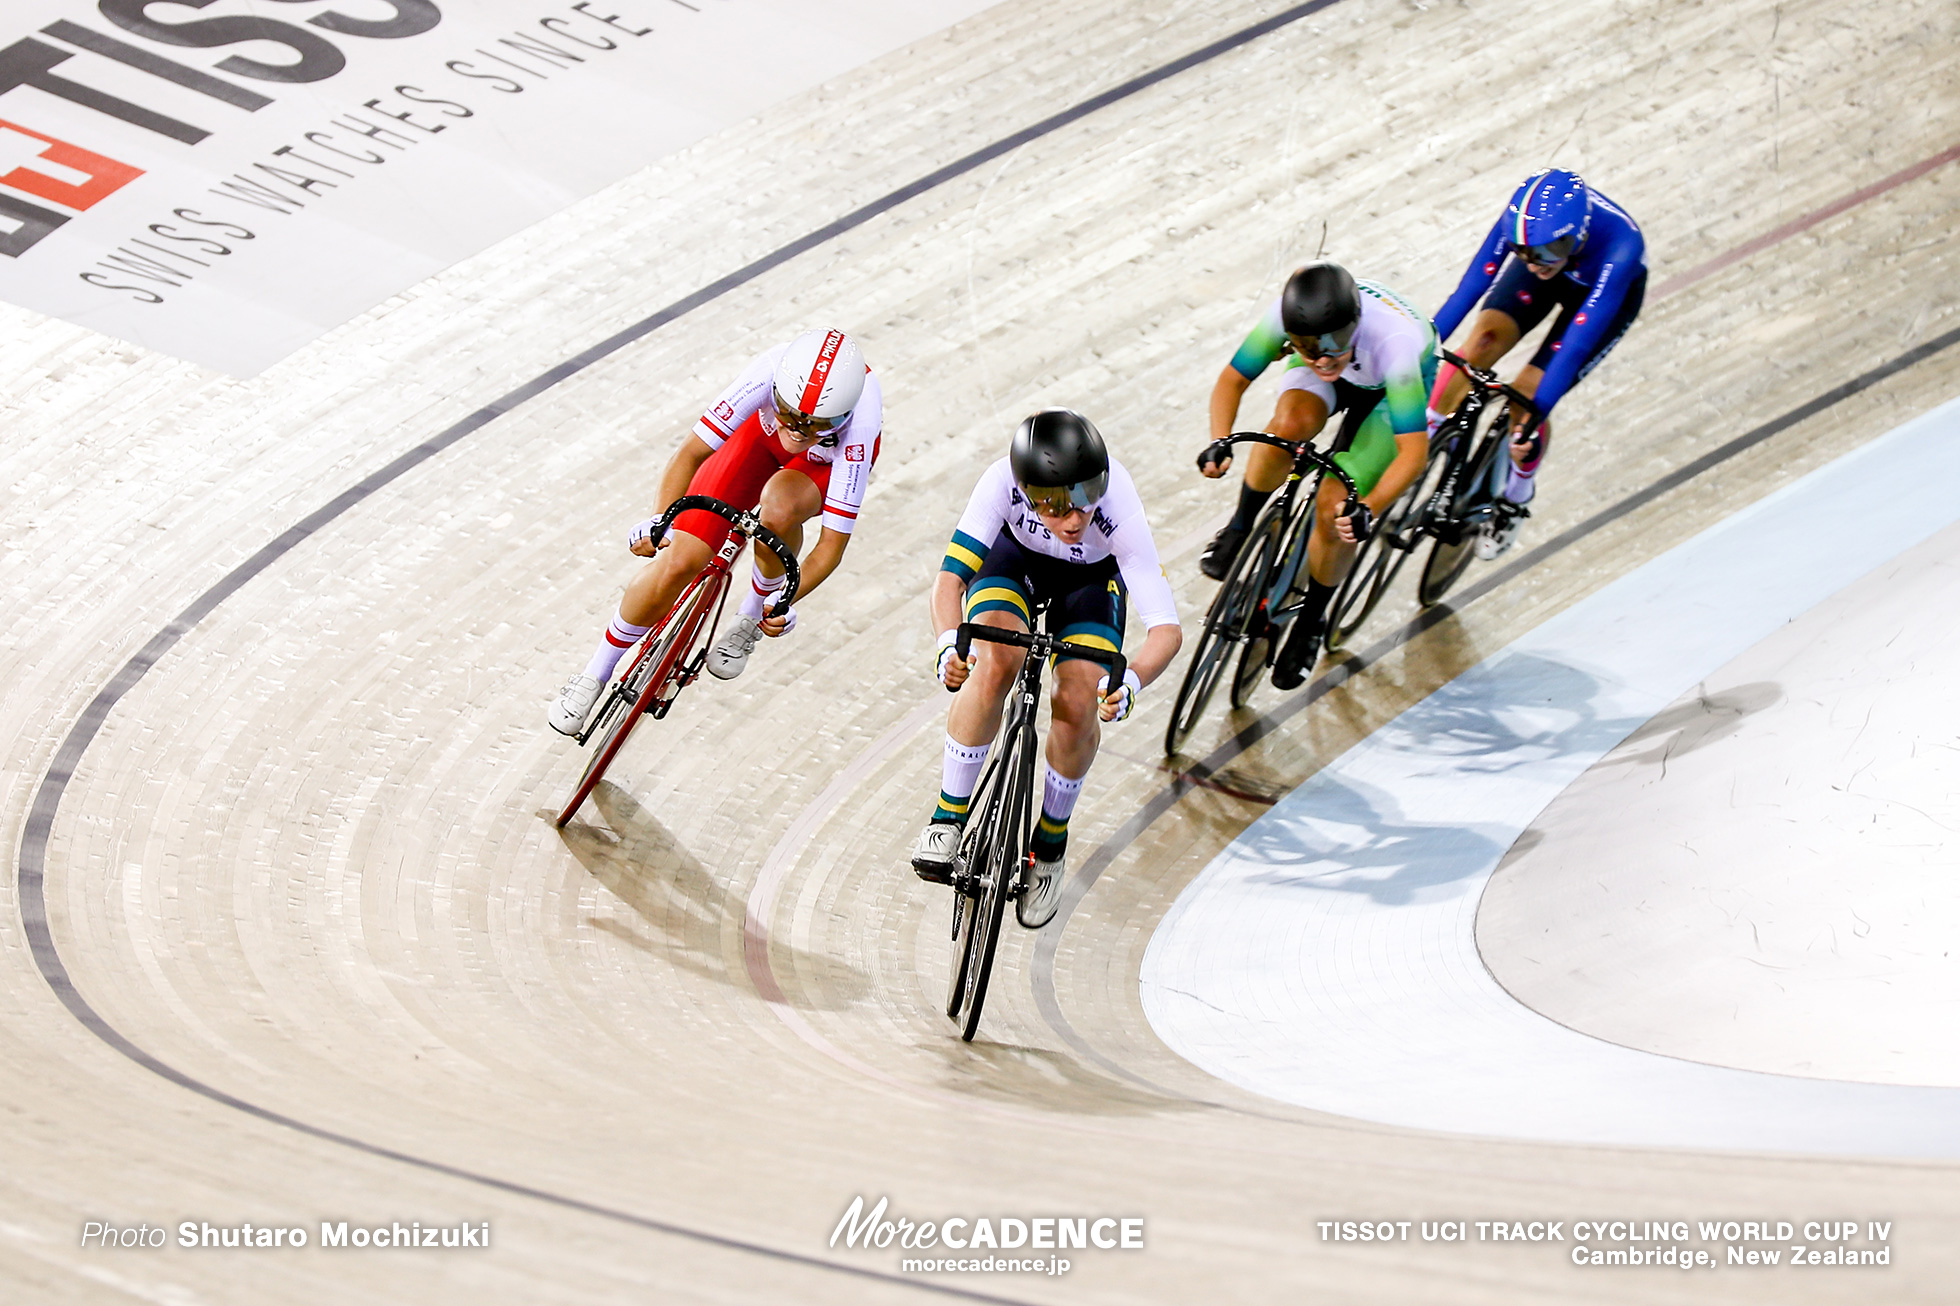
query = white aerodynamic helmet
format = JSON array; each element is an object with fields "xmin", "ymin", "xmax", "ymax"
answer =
[{"xmin": 772, "ymin": 328, "xmax": 866, "ymax": 423}]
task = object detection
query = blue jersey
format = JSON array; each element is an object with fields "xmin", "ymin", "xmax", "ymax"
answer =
[{"xmin": 1432, "ymin": 189, "xmax": 1646, "ymax": 417}]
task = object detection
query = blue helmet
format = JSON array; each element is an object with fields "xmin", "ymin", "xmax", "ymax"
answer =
[{"xmin": 1508, "ymin": 168, "xmax": 1591, "ymax": 264}]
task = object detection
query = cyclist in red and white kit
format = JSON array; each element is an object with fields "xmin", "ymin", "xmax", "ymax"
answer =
[{"xmin": 549, "ymin": 329, "xmax": 881, "ymax": 734}]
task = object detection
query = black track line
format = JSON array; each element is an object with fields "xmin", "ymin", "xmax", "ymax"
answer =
[
  {"xmin": 12, "ymin": 3, "xmax": 1349, "ymax": 1298},
  {"xmin": 1030, "ymin": 320, "xmax": 1960, "ymax": 1068}
]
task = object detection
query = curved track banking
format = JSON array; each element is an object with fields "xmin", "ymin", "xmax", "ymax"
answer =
[
  {"xmin": 5, "ymin": 0, "xmax": 1959, "ymax": 1301},
  {"xmin": 15, "ymin": 2, "xmax": 1351, "ymax": 1287}
]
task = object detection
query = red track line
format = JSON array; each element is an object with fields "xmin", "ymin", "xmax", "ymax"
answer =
[{"xmin": 1651, "ymin": 142, "xmax": 1960, "ymax": 302}]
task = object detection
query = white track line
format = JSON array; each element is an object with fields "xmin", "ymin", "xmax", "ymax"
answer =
[{"xmin": 1141, "ymin": 396, "xmax": 1960, "ymax": 1156}]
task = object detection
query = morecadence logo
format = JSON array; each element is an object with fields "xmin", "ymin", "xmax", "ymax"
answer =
[{"xmin": 831, "ymin": 1195, "xmax": 1142, "ymax": 1277}]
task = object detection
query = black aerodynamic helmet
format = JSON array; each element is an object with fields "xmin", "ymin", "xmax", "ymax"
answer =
[
  {"xmin": 1010, "ymin": 408, "xmax": 1109, "ymax": 514},
  {"xmin": 1280, "ymin": 261, "xmax": 1362, "ymax": 356}
]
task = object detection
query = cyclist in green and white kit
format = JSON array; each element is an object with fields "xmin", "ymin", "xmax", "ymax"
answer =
[{"xmin": 1196, "ymin": 262, "xmax": 1438, "ymax": 688}]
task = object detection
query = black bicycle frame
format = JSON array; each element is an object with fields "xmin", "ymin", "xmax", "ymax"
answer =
[
  {"xmin": 956, "ymin": 619, "xmax": 1123, "ymax": 855},
  {"xmin": 1205, "ymin": 431, "xmax": 1360, "ymax": 622},
  {"xmin": 1422, "ymin": 350, "xmax": 1539, "ymax": 544}
]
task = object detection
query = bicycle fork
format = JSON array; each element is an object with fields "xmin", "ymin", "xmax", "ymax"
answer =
[{"xmin": 1428, "ymin": 405, "xmax": 1489, "ymax": 546}]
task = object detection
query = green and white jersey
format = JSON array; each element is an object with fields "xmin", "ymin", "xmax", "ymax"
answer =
[{"xmin": 1227, "ymin": 279, "xmax": 1437, "ymax": 437}]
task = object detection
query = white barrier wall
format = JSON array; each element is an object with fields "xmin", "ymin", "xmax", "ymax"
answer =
[{"xmin": 0, "ymin": 0, "xmax": 996, "ymax": 374}]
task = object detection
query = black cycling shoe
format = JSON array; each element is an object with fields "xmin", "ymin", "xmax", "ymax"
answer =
[
  {"xmin": 1269, "ymin": 617, "xmax": 1324, "ymax": 691},
  {"xmin": 1199, "ymin": 524, "xmax": 1248, "ymax": 581}
]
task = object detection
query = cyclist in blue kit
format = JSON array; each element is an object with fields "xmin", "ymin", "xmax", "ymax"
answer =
[{"xmin": 1429, "ymin": 168, "xmax": 1646, "ymax": 556}]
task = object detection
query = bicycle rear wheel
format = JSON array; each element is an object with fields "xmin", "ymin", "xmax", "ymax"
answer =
[
  {"xmin": 948, "ymin": 704, "xmax": 1036, "ymax": 1041},
  {"xmin": 555, "ymin": 572, "xmax": 722, "ymax": 827},
  {"xmin": 1165, "ymin": 500, "xmax": 1288, "ymax": 755}
]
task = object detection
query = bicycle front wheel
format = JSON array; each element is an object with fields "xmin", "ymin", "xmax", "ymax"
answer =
[
  {"xmin": 1228, "ymin": 503, "xmax": 1302, "ymax": 709},
  {"xmin": 944, "ymin": 742, "xmax": 1007, "ymax": 1019},
  {"xmin": 1166, "ymin": 501, "xmax": 1289, "ymax": 755},
  {"xmin": 948, "ymin": 706, "xmax": 1036, "ymax": 1041},
  {"xmin": 555, "ymin": 572, "xmax": 722, "ymax": 827},
  {"xmin": 1417, "ymin": 427, "xmax": 1506, "ymax": 607}
]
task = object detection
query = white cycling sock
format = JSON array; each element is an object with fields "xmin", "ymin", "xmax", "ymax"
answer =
[
  {"xmin": 1036, "ymin": 766, "xmax": 1086, "ymax": 849},
  {"xmin": 582, "ymin": 607, "xmax": 651, "ymax": 683},
  {"xmin": 934, "ymin": 735, "xmax": 991, "ymax": 824},
  {"xmin": 738, "ymin": 567, "xmax": 787, "ymax": 621}
]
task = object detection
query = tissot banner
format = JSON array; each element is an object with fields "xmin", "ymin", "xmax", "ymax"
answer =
[{"xmin": 0, "ymin": 1, "xmax": 997, "ymax": 375}]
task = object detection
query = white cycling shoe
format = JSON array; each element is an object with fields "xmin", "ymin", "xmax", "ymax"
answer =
[
  {"xmin": 1473, "ymin": 505, "xmax": 1526, "ymax": 561},
  {"xmin": 707, "ymin": 615, "xmax": 763, "ymax": 681},
  {"xmin": 549, "ymin": 673, "xmax": 603, "ymax": 736},
  {"xmin": 1017, "ymin": 848, "xmax": 1065, "ymax": 929},
  {"xmin": 911, "ymin": 821, "xmax": 960, "ymax": 885}
]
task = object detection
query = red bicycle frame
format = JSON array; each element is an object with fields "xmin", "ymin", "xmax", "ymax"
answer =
[{"xmin": 554, "ymin": 497, "xmax": 799, "ymax": 827}]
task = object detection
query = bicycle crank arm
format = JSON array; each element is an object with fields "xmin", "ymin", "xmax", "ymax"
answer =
[
  {"xmin": 1381, "ymin": 529, "xmax": 1417, "ymax": 553},
  {"xmin": 577, "ymin": 689, "xmax": 629, "ymax": 746}
]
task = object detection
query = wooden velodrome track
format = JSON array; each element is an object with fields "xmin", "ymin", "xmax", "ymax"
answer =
[{"xmin": 3, "ymin": 0, "xmax": 1956, "ymax": 1301}]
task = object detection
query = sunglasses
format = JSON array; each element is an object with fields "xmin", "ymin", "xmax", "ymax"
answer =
[
  {"xmin": 773, "ymin": 395, "xmax": 839, "ymax": 440},
  {"xmin": 1291, "ymin": 324, "xmax": 1357, "ymax": 360},
  {"xmin": 1511, "ymin": 235, "xmax": 1578, "ymax": 266},
  {"xmin": 1021, "ymin": 479, "xmax": 1105, "ymax": 517}
]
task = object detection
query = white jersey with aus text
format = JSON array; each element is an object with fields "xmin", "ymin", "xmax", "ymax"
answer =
[
  {"xmin": 941, "ymin": 456, "xmax": 1179, "ymax": 630},
  {"xmin": 690, "ymin": 343, "xmax": 884, "ymax": 534}
]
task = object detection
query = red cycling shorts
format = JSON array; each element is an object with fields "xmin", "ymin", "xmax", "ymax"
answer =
[{"xmin": 672, "ymin": 414, "xmax": 835, "ymax": 549}]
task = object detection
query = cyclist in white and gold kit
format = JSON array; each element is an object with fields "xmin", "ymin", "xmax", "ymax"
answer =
[{"xmin": 911, "ymin": 410, "xmax": 1181, "ymax": 928}]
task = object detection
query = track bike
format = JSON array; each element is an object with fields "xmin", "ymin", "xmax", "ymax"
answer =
[
  {"xmin": 1323, "ymin": 350, "xmax": 1540, "ymax": 646},
  {"xmin": 943, "ymin": 614, "xmax": 1126, "ymax": 1042},
  {"xmin": 1163, "ymin": 432, "xmax": 1359, "ymax": 757},
  {"xmin": 554, "ymin": 495, "xmax": 799, "ymax": 827}
]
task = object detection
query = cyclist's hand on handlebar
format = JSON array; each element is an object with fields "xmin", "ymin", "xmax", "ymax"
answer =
[
  {"xmin": 1196, "ymin": 440, "xmax": 1234, "ymax": 478},
  {"xmin": 1097, "ymin": 668, "xmax": 1142, "ymax": 722},
  {"xmin": 1508, "ymin": 409, "xmax": 1545, "ymax": 462},
  {"xmin": 1335, "ymin": 498, "xmax": 1374, "ymax": 545},
  {"xmin": 936, "ymin": 629, "xmax": 974, "ymax": 692},
  {"xmin": 760, "ymin": 604, "xmax": 797, "ymax": 637},
  {"xmin": 628, "ymin": 517, "xmax": 668, "ymax": 557},
  {"xmin": 1505, "ymin": 394, "xmax": 1542, "ymax": 434}
]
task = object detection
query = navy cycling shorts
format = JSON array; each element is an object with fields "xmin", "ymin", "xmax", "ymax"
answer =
[
  {"xmin": 964, "ymin": 530, "xmax": 1126, "ymax": 665},
  {"xmin": 1484, "ymin": 258, "xmax": 1646, "ymax": 383}
]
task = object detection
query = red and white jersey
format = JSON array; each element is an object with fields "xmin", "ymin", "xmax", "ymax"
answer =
[{"xmin": 692, "ymin": 343, "xmax": 884, "ymax": 534}]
